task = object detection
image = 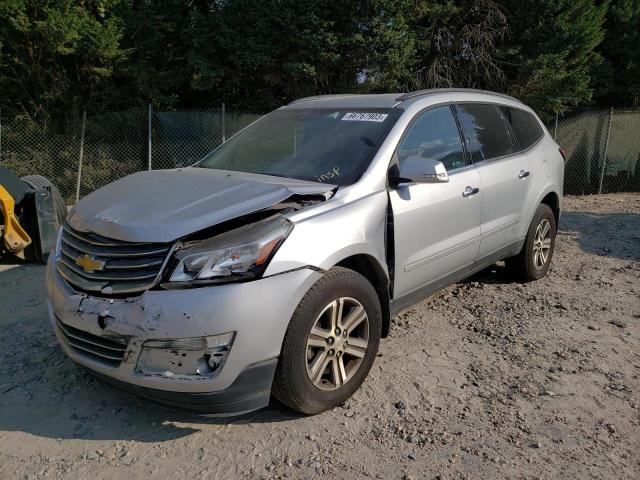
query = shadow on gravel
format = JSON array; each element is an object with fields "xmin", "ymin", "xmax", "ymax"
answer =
[
  {"xmin": 465, "ymin": 211, "xmax": 640, "ymax": 287},
  {"xmin": 462, "ymin": 211, "xmax": 640, "ymax": 285},
  {"xmin": 0, "ymin": 357, "xmax": 303, "ymax": 443},
  {"xmin": 0, "ymin": 264, "xmax": 302, "ymax": 443},
  {"xmin": 559, "ymin": 212, "xmax": 640, "ymax": 261},
  {"xmin": 462, "ymin": 263, "xmax": 515, "ymax": 285},
  {"xmin": 0, "ymin": 372, "xmax": 303, "ymax": 443}
]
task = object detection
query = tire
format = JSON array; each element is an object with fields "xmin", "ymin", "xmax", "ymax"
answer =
[
  {"xmin": 273, "ymin": 267, "xmax": 382, "ymax": 415},
  {"xmin": 21, "ymin": 175, "xmax": 67, "ymax": 228},
  {"xmin": 506, "ymin": 204, "xmax": 556, "ymax": 281}
]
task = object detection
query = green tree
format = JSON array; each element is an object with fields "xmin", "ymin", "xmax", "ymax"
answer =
[
  {"xmin": 0, "ymin": 0, "xmax": 628, "ymax": 123},
  {"xmin": 185, "ymin": 0, "xmax": 414, "ymax": 110},
  {"xmin": 405, "ymin": 0, "xmax": 508, "ymax": 91},
  {"xmin": 116, "ymin": 0, "xmax": 198, "ymax": 109},
  {"xmin": 593, "ymin": 0, "xmax": 640, "ymax": 106},
  {"xmin": 0, "ymin": 0, "xmax": 128, "ymax": 124},
  {"xmin": 498, "ymin": 0, "xmax": 608, "ymax": 118}
]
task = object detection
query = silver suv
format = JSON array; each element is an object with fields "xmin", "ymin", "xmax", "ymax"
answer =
[{"xmin": 45, "ymin": 89, "xmax": 564, "ymax": 415}]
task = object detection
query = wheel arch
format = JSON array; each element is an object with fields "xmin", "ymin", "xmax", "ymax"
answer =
[
  {"xmin": 540, "ymin": 191, "xmax": 560, "ymax": 226},
  {"xmin": 335, "ymin": 254, "xmax": 392, "ymax": 338}
]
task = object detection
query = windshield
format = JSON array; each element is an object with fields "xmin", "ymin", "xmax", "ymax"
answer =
[{"xmin": 198, "ymin": 108, "xmax": 401, "ymax": 185}]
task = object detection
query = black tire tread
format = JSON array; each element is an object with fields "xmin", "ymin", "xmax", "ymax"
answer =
[
  {"xmin": 273, "ymin": 267, "xmax": 381, "ymax": 414},
  {"xmin": 507, "ymin": 204, "xmax": 556, "ymax": 282}
]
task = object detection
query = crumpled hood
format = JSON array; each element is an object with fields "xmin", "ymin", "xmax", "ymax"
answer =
[{"xmin": 68, "ymin": 168, "xmax": 334, "ymax": 242}]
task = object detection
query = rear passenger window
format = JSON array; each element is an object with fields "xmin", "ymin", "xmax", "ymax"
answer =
[
  {"xmin": 501, "ymin": 106, "xmax": 544, "ymax": 150},
  {"xmin": 397, "ymin": 106, "xmax": 466, "ymax": 171},
  {"xmin": 455, "ymin": 104, "xmax": 514, "ymax": 161}
]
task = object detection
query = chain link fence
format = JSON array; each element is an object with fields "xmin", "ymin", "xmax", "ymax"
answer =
[
  {"xmin": 551, "ymin": 108, "xmax": 640, "ymax": 195},
  {"xmin": 0, "ymin": 117, "xmax": 82, "ymax": 202},
  {"xmin": 0, "ymin": 106, "xmax": 261, "ymax": 203},
  {"xmin": 0, "ymin": 106, "xmax": 638, "ymax": 204}
]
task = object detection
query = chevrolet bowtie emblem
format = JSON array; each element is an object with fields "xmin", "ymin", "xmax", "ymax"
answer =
[{"xmin": 76, "ymin": 255, "xmax": 106, "ymax": 273}]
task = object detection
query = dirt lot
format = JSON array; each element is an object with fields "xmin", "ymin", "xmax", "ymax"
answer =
[{"xmin": 1, "ymin": 193, "xmax": 639, "ymax": 480}]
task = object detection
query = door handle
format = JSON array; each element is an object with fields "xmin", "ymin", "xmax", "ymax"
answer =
[
  {"xmin": 462, "ymin": 186, "xmax": 480, "ymax": 197},
  {"xmin": 519, "ymin": 170, "xmax": 530, "ymax": 179}
]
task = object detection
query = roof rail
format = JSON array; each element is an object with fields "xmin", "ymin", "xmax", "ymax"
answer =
[
  {"xmin": 288, "ymin": 94, "xmax": 358, "ymax": 105},
  {"xmin": 395, "ymin": 88, "xmax": 521, "ymax": 103}
]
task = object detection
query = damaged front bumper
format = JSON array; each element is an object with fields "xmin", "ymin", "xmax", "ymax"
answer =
[{"xmin": 45, "ymin": 257, "xmax": 322, "ymax": 415}]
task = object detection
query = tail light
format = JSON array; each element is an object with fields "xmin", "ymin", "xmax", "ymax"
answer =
[{"xmin": 559, "ymin": 147, "xmax": 567, "ymax": 162}]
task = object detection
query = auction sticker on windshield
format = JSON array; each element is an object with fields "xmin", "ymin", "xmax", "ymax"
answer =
[{"xmin": 342, "ymin": 112, "xmax": 388, "ymax": 122}]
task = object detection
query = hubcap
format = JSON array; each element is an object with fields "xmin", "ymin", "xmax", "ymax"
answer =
[
  {"xmin": 532, "ymin": 218, "xmax": 552, "ymax": 269},
  {"xmin": 305, "ymin": 297, "xmax": 369, "ymax": 391}
]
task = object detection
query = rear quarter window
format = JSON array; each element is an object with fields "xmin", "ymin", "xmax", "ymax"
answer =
[
  {"xmin": 501, "ymin": 107, "xmax": 544, "ymax": 150},
  {"xmin": 455, "ymin": 103, "xmax": 514, "ymax": 161}
]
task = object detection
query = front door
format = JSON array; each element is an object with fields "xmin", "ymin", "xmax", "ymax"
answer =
[{"xmin": 389, "ymin": 105, "xmax": 482, "ymax": 299}]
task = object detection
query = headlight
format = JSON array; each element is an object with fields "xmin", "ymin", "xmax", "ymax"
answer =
[{"xmin": 167, "ymin": 215, "xmax": 293, "ymax": 285}]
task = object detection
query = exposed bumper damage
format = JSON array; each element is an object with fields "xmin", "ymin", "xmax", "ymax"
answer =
[
  {"xmin": 45, "ymin": 169, "xmax": 340, "ymax": 413},
  {"xmin": 45, "ymin": 256, "xmax": 322, "ymax": 414}
]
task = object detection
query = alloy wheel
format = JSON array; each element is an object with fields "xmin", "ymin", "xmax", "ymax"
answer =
[
  {"xmin": 305, "ymin": 297, "xmax": 369, "ymax": 391},
  {"xmin": 532, "ymin": 218, "xmax": 552, "ymax": 269}
]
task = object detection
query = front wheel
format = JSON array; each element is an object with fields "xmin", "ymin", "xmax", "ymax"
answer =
[
  {"xmin": 507, "ymin": 204, "xmax": 557, "ymax": 281},
  {"xmin": 273, "ymin": 267, "xmax": 381, "ymax": 414}
]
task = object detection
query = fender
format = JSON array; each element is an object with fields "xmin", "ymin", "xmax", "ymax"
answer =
[
  {"xmin": 266, "ymin": 190, "xmax": 389, "ymax": 277},
  {"xmin": 525, "ymin": 184, "xmax": 561, "ymax": 232}
]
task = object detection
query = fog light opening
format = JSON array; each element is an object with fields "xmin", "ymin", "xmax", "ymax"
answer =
[
  {"xmin": 206, "ymin": 350, "xmax": 225, "ymax": 371},
  {"xmin": 196, "ymin": 345, "xmax": 231, "ymax": 376},
  {"xmin": 139, "ymin": 332, "xmax": 235, "ymax": 378}
]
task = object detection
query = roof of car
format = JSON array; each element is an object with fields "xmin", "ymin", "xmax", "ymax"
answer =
[
  {"xmin": 285, "ymin": 89, "xmax": 522, "ymax": 110},
  {"xmin": 286, "ymin": 93, "xmax": 402, "ymax": 109}
]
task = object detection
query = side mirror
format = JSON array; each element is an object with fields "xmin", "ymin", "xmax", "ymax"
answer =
[{"xmin": 397, "ymin": 156, "xmax": 449, "ymax": 184}]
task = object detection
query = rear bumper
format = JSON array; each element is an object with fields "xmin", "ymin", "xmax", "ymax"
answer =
[{"xmin": 83, "ymin": 358, "xmax": 278, "ymax": 415}]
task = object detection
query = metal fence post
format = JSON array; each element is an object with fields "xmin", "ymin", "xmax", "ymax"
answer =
[
  {"xmin": 75, "ymin": 110, "xmax": 87, "ymax": 203},
  {"xmin": 553, "ymin": 113, "xmax": 558, "ymax": 140},
  {"xmin": 598, "ymin": 107, "xmax": 614, "ymax": 194},
  {"xmin": 221, "ymin": 102, "xmax": 226, "ymax": 143},
  {"xmin": 148, "ymin": 103, "xmax": 153, "ymax": 170}
]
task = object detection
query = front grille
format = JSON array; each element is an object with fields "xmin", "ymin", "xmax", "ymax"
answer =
[
  {"xmin": 56, "ymin": 222, "xmax": 172, "ymax": 295},
  {"xmin": 55, "ymin": 317, "xmax": 128, "ymax": 368}
]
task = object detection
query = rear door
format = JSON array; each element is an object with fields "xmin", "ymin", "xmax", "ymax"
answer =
[
  {"xmin": 500, "ymin": 105, "xmax": 547, "ymax": 224},
  {"xmin": 454, "ymin": 103, "xmax": 531, "ymax": 259},
  {"xmin": 389, "ymin": 105, "xmax": 482, "ymax": 299}
]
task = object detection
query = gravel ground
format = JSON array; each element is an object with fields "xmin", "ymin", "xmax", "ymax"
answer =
[{"xmin": 1, "ymin": 193, "xmax": 639, "ymax": 480}]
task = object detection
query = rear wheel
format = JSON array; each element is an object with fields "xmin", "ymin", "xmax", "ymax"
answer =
[
  {"xmin": 506, "ymin": 204, "xmax": 556, "ymax": 281},
  {"xmin": 273, "ymin": 267, "xmax": 381, "ymax": 414}
]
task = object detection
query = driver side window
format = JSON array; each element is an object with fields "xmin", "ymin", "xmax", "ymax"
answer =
[{"xmin": 397, "ymin": 106, "xmax": 466, "ymax": 171}]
